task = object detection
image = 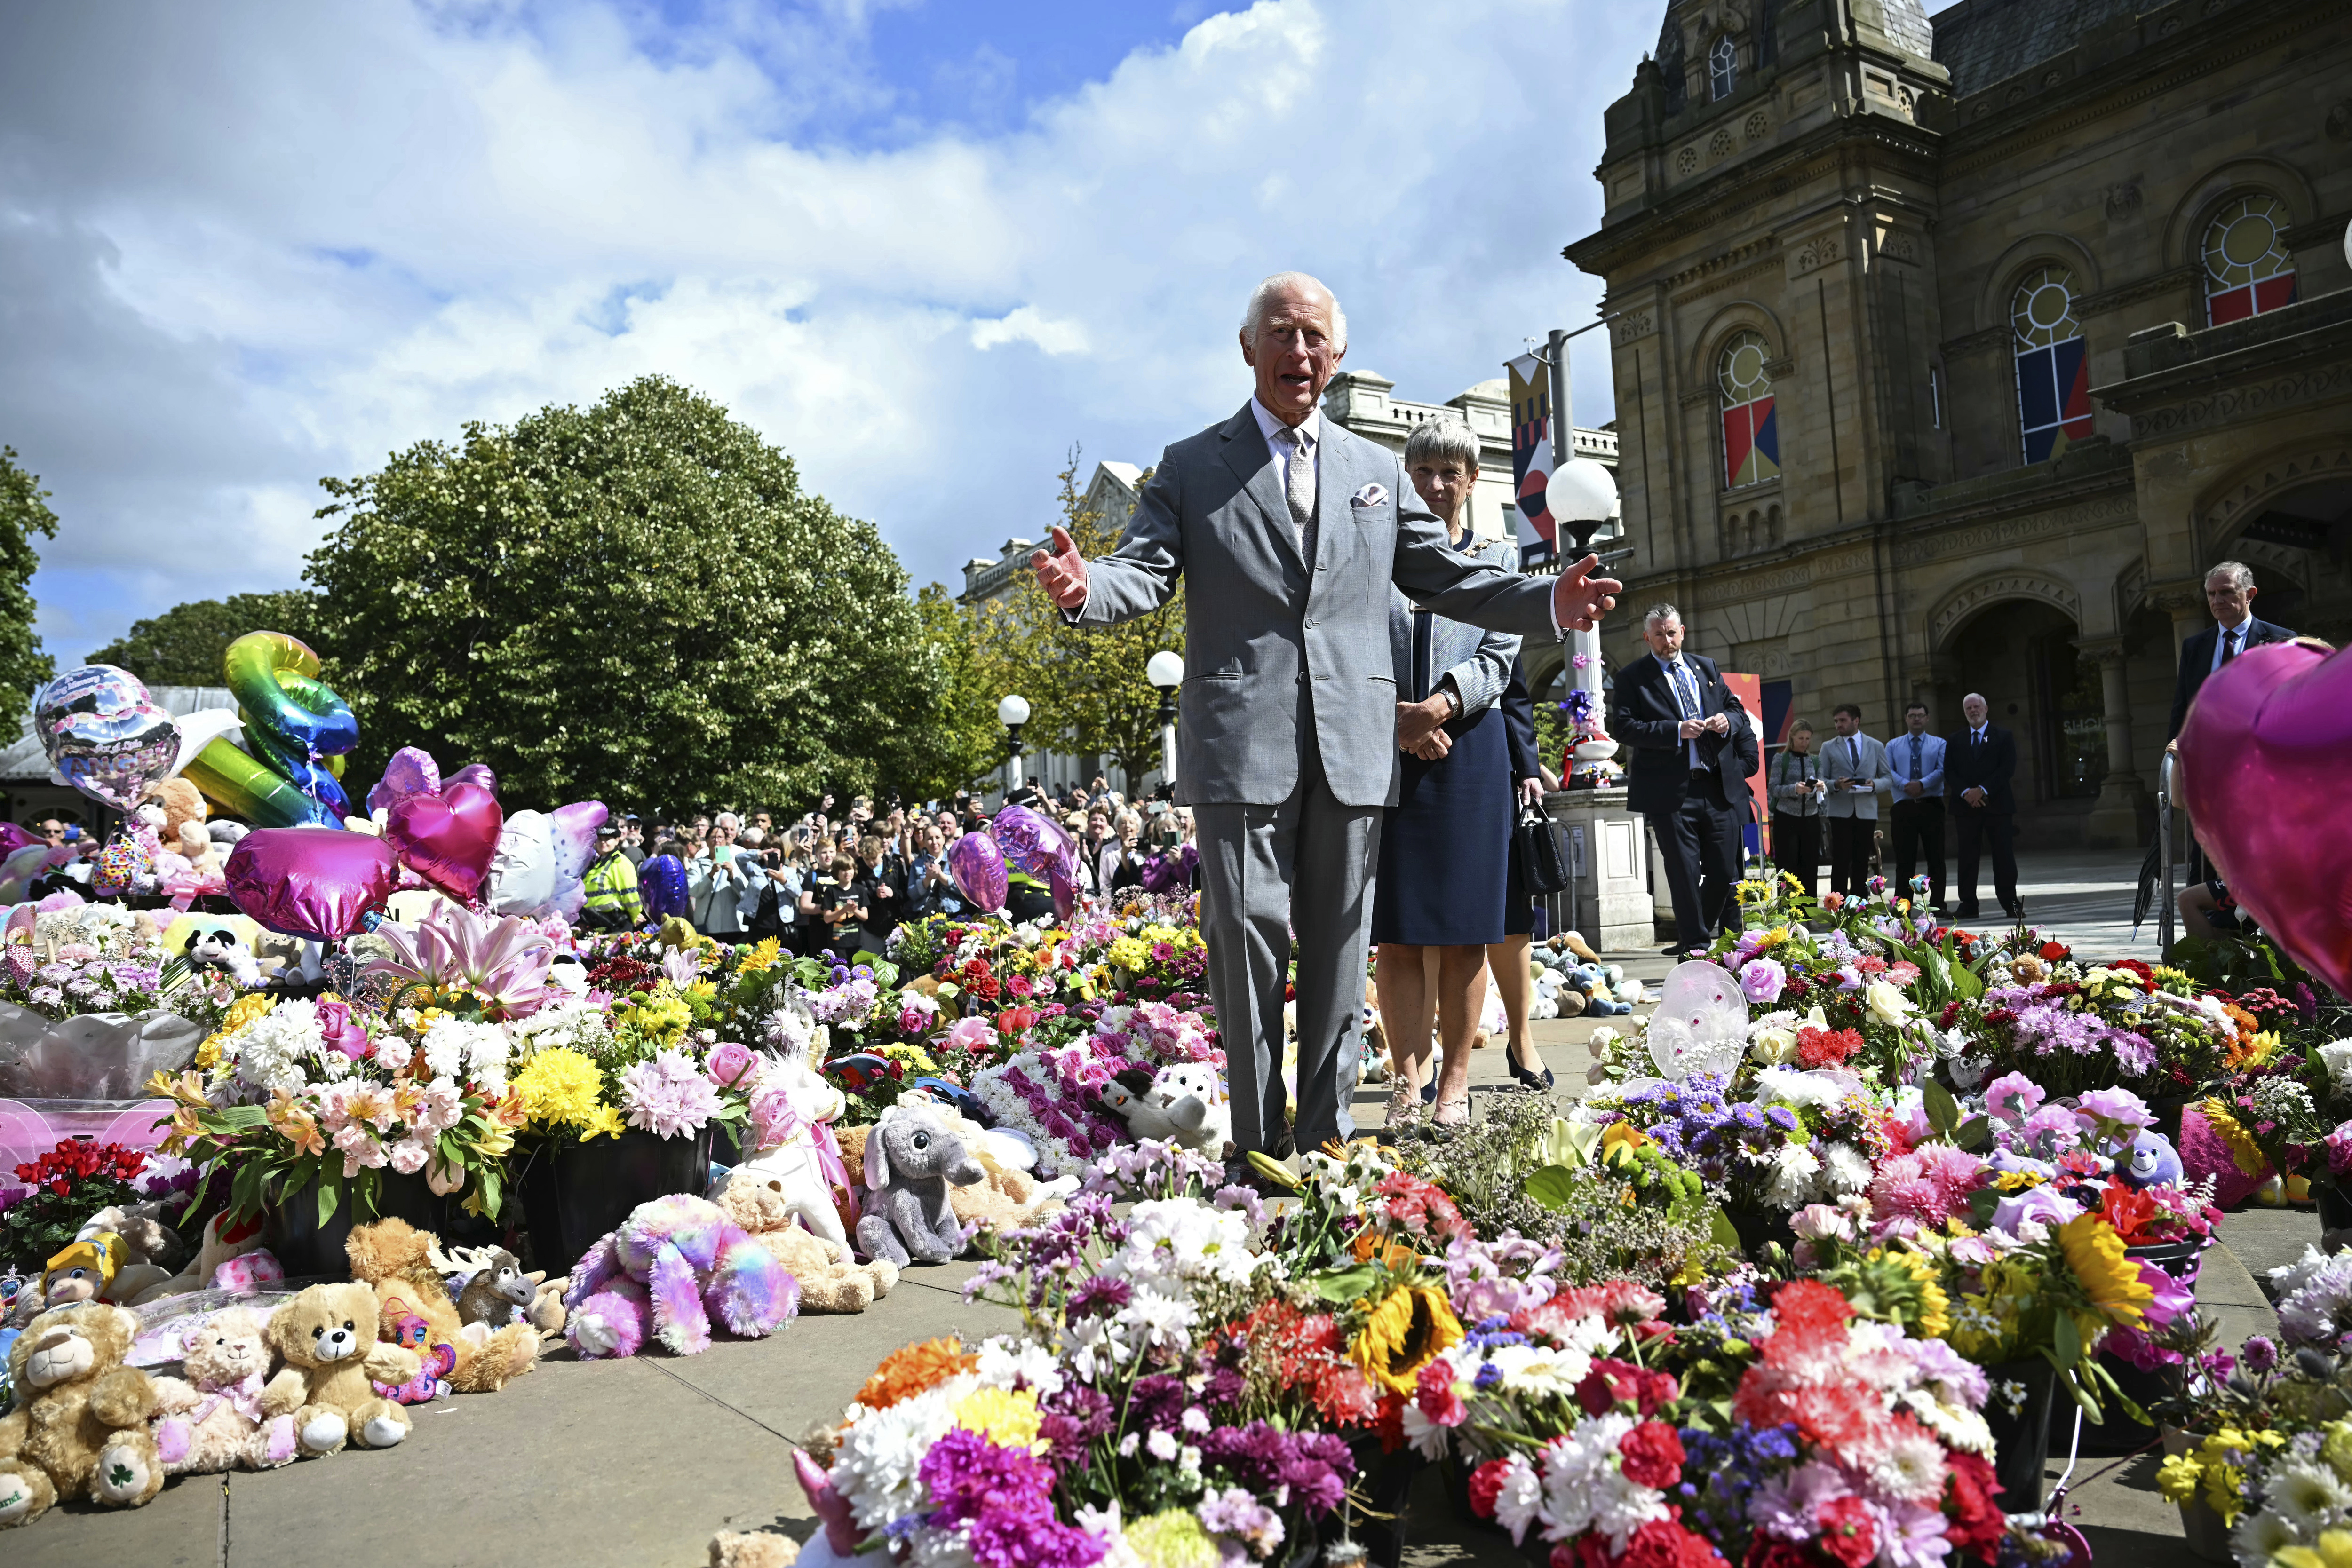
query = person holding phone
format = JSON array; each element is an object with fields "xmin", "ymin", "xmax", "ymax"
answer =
[{"xmin": 802, "ymin": 855, "xmax": 866, "ymax": 955}]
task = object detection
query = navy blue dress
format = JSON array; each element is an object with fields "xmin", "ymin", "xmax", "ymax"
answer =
[{"xmin": 1371, "ymin": 603, "xmax": 1514, "ymax": 947}]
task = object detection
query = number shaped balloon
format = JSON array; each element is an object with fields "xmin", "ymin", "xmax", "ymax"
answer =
[{"xmin": 183, "ymin": 631, "xmax": 360, "ymax": 828}]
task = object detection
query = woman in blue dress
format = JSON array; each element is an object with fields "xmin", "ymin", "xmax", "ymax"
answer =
[{"xmin": 1371, "ymin": 417, "xmax": 1529, "ymax": 1129}]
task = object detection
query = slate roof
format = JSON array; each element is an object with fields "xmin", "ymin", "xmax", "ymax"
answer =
[
  {"xmin": 1871, "ymin": 0, "xmax": 1937, "ymax": 60},
  {"xmin": 1930, "ymin": 0, "xmax": 2145, "ymax": 97}
]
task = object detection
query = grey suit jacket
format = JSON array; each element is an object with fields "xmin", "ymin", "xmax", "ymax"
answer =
[
  {"xmin": 1073, "ymin": 404, "xmax": 1558, "ymax": 807},
  {"xmin": 1387, "ymin": 537, "xmax": 1521, "ymax": 714},
  {"xmin": 1819, "ymin": 732, "xmax": 1893, "ymax": 821}
]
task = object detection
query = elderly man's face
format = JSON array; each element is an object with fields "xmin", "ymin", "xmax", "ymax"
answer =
[
  {"xmin": 1962, "ymin": 696, "xmax": 1989, "ymax": 728},
  {"xmin": 38, "ymin": 820, "xmax": 65, "ymax": 843},
  {"xmin": 1240, "ymin": 283, "xmax": 1344, "ymax": 424},
  {"xmin": 1643, "ymin": 616, "xmax": 1684, "ymax": 659},
  {"xmin": 2206, "ymin": 573, "xmax": 2255, "ymax": 626}
]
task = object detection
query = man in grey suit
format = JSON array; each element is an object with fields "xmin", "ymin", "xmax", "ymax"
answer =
[{"xmin": 1030, "ymin": 272, "xmax": 1621, "ymax": 1181}]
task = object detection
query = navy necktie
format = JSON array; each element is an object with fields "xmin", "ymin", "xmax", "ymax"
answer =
[{"xmin": 1910, "ymin": 735, "xmax": 1922, "ymax": 780}]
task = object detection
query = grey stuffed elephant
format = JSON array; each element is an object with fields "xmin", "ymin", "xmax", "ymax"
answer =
[{"xmin": 855, "ymin": 1105, "xmax": 985, "ymax": 1268}]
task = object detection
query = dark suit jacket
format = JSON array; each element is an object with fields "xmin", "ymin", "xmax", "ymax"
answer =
[
  {"xmin": 2168, "ymin": 618, "xmax": 2296, "ymax": 739},
  {"xmin": 1945, "ymin": 725, "xmax": 2018, "ymax": 815},
  {"xmin": 1500, "ymin": 656, "xmax": 1541, "ymax": 784},
  {"xmin": 1611, "ymin": 652, "xmax": 1742, "ymax": 815}
]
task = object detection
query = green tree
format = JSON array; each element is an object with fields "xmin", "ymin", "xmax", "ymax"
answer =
[
  {"xmin": 86, "ymin": 591, "xmax": 325, "ymax": 687},
  {"xmin": 977, "ymin": 453, "xmax": 1183, "ymax": 790},
  {"xmin": 892, "ymin": 581, "xmax": 1014, "ymax": 801},
  {"xmin": 305, "ymin": 374, "xmax": 943, "ymax": 815},
  {"xmin": 0, "ymin": 447, "xmax": 58, "ymax": 697}
]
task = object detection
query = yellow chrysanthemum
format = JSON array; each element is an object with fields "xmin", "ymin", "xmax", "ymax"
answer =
[
  {"xmin": 1124, "ymin": 1513, "xmax": 1220, "ymax": 1568},
  {"xmin": 2058, "ymin": 1214, "xmax": 2152, "ymax": 1330},
  {"xmin": 1350, "ymin": 1282, "xmax": 1462, "ymax": 1396},
  {"xmin": 579, "ymin": 1104, "xmax": 626, "ymax": 1141},
  {"xmin": 514, "ymin": 1047, "xmax": 606, "ymax": 1130},
  {"xmin": 1106, "ymin": 937, "xmax": 1152, "ymax": 971},
  {"xmin": 735, "ymin": 938, "xmax": 784, "ymax": 974},
  {"xmin": 951, "ymin": 1386, "xmax": 1044, "ymax": 1452}
]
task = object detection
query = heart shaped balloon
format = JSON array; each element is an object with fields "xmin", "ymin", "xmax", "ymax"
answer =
[
  {"xmin": 224, "ymin": 827, "xmax": 401, "ymax": 940},
  {"xmin": 34, "ymin": 664, "xmax": 182, "ymax": 811},
  {"xmin": 990, "ymin": 805, "xmax": 1069, "ymax": 880},
  {"xmin": 2178, "ymin": 639, "xmax": 2352, "ymax": 998},
  {"xmin": 1644, "ymin": 960, "xmax": 1751, "ymax": 1081},
  {"xmin": 385, "ymin": 781, "xmax": 504, "ymax": 902},
  {"xmin": 447, "ymin": 762, "xmax": 498, "ymax": 795},
  {"xmin": 367, "ymin": 745, "xmax": 444, "ymax": 815},
  {"xmin": 946, "ymin": 831, "xmax": 1008, "ymax": 914}
]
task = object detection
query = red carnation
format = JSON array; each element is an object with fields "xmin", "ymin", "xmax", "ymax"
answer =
[
  {"xmin": 1817, "ymin": 1496, "xmax": 1878, "ymax": 1568},
  {"xmin": 1942, "ymin": 1452, "xmax": 2006, "ymax": 1559},
  {"xmin": 1616, "ymin": 1421, "xmax": 1685, "ymax": 1489},
  {"xmin": 1618, "ymin": 1516, "xmax": 1731, "ymax": 1568},
  {"xmin": 1466, "ymin": 1458, "xmax": 1512, "ymax": 1520},
  {"xmin": 1765, "ymin": 1280, "xmax": 1854, "ymax": 1336}
]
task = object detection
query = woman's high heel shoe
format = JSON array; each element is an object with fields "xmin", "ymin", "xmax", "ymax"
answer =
[{"xmin": 1507, "ymin": 1056, "xmax": 1555, "ymax": 1092}]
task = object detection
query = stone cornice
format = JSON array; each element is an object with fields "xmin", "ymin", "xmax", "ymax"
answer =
[
  {"xmin": 2091, "ymin": 291, "xmax": 2352, "ymax": 436},
  {"xmin": 2079, "ymin": 268, "xmax": 2200, "ymax": 318}
]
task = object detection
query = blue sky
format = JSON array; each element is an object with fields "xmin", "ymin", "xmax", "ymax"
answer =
[{"xmin": 2, "ymin": 0, "xmax": 1660, "ymax": 665}]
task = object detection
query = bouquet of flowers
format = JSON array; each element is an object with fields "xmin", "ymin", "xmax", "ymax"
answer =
[
  {"xmin": 509, "ymin": 986, "xmax": 753, "ymax": 1147},
  {"xmin": 151, "ymin": 991, "xmax": 525, "ymax": 1224},
  {"xmin": 970, "ymin": 1002, "xmax": 1223, "ymax": 1179},
  {"xmin": 1, "ymin": 1137, "xmax": 191, "ymax": 1270}
]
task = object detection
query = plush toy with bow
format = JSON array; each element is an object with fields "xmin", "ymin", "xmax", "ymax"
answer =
[{"xmin": 150, "ymin": 1307, "xmax": 299, "ymax": 1474}]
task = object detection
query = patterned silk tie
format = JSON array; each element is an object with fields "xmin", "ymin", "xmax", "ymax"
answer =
[
  {"xmin": 1278, "ymin": 424, "xmax": 1317, "ymax": 569},
  {"xmin": 1910, "ymin": 734, "xmax": 1922, "ymax": 783},
  {"xmin": 2220, "ymin": 627, "xmax": 2240, "ymax": 666}
]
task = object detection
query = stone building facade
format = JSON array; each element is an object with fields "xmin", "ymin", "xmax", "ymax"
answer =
[{"xmin": 1565, "ymin": 0, "xmax": 2352, "ymax": 847}]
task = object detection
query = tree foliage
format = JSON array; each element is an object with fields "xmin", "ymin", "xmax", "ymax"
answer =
[
  {"xmin": 304, "ymin": 375, "xmax": 943, "ymax": 816},
  {"xmin": 87, "ymin": 592, "xmax": 325, "ymax": 687},
  {"xmin": 0, "ymin": 447, "xmax": 57, "ymax": 697},
  {"xmin": 969, "ymin": 454, "xmax": 1183, "ymax": 791},
  {"xmin": 897, "ymin": 581, "xmax": 1014, "ymax": 802}
]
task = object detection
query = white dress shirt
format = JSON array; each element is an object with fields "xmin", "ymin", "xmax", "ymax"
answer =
[{"xmin": 1655, "ymin": 652, "xmax": 1706, "ymax": 768}]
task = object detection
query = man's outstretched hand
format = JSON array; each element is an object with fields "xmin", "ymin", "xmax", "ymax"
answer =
[
  {"xmin": 1550, "ymin": 552, "xmax": 1623, "ymax": 633},
  {"xmin": 1032, "ymin": 526, "xmax": 1090, "ymax": 610}
]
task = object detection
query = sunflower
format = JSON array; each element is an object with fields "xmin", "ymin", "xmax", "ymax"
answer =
[
  {"xmin": 2057, "ymin": 1214, "xmax": 2153, "ymax": 1330},
  {"xmin": 2199, "ymin": 1098, "xmax": 2270, "ymax": 1178},
  {"xmin": 1350, "ymin": 1282, "xmax": 1462, "ymax": 1396}
]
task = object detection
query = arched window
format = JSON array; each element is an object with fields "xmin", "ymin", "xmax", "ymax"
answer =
[
  {"xmin": 2203, "ymin": 194, "xmax": 2297, "ymax": 325},
  {"xmin": 1709, "ymin": 34, "xmax": 1738, "ymax": 101},
  {"xmin": 1718, "ymin": 330, "xmax": 1779, "ymax": 490},
  {"xmin": 2011, "ymin": 267, "xmax": 2092, "ymax": 464}
]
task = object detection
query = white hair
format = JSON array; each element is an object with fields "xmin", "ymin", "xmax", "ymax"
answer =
[
  {"xmin": 1241, "ymin": 272, "xmax": 1347, "ymax": 350},
  {"xmin": 1962, "ymin": 691, "xmax": 1988, "ymax": 708},
  {"xmin": 2205, "ymin": 560, "xmax": 2255, "ymax": 592},
  {"xmin": 714, "ymin": 811, "xmax": 739, "ymax": 831},
  {"xmin": 1404, "ymin": 416, "xmax": 1481, "ymax": 472}
]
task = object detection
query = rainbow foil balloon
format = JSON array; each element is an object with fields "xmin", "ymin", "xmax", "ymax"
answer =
[{"xmin": 183, "ymin": 631, "xmax": 359, "ymax": 827}]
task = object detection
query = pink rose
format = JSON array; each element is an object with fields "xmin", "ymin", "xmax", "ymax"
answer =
[
  {"xmin": 704, "ymin": 1040, "xmax": 757, "ymax": 1089},
  {"xmin": 314, "ymin": 998, "xmax": 371, "ymax": 1061}
]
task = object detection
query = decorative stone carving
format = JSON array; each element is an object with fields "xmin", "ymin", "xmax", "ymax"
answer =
[
  {"xmin": 2131, "ymin": 366, "xmax": 2352, "ymax": 438},
  {"xmin": 2328, "ymin": 99, "xmax": 2352, "ymax": 142},
  {"xmin": 1794, "ymin": 235, "xmax": 1842, "ymax": 274},
  {"xmin": 1881, "ymin": 230, "xmax": 1919, "ymax": 263},
  {"xmin": 1710, "ymin": 127, "xmax": 1737, "ymax": 158},
  {"xmin": 1744, "ymin": 110, "xmax": 1770, "ymax": 141},
  {"xmin": 2103, "ymin": 182, "xmax": 2142, "ymax": 220},
  {"xmin": 2201, "ymin": 448, "xmax": 2352, "ymax": 537},
  {"xmin": 1677, "ymin": 145, "xmax": 1700, "ymax": 176},
  {"xmin": 1930, "ymin": 573, "xmax": 2083, "ymax": 646},
  {"xmin": 1609, "ymin": 310, "xmax": 1658, "ymax": 345},
  {"xmin": 1893, "ymin": 494, "xmax": 2140, "ymax": 566}
]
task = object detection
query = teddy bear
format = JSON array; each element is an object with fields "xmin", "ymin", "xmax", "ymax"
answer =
[
  {"xmin": 343, "ymin": 1219, "xmax": 540, "ymax": 1394},
  {"xmin": 141, "ymin": 779, "xmax": 221, "ymax": 886},
  {"xmin": 136, "ymin": 1211, "xmax": 277, "ymax": 1304},
  {"xmin": 1098, "ymin": 1061, "xmax": 1229, "ymax": 1156},
  {"xmin": 150, "ymin": 1307, "xmax": 299, "ymax": 1474},
  {"xmin": 561, "ymin": 1193, "xmax": 798, "ymax": 1358},
  {"xmin": 854, "ymin": 1104, "xmax": 985, "ymax": 1268},
  {"xmin": 732, "ymin": 1045, "xmax": 856, "ymax": 1250},
  {"xmin": 711, "ymin": 1174, "xmax": 899, "ymax": 1314},
  {"xmin": 260, "ymin": 1281, "xmax": 420, "ymax": 1457},
  {"xmin": 0, "ymin": 1302, "xmax": 167, "ymax": 1528}
]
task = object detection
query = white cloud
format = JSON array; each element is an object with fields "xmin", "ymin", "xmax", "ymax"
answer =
[{"xmin": 1, "ymin": 0, "xmax": 1653, "ymax": 661}]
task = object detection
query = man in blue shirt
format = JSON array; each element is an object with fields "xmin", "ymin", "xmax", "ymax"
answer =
[{"xmin": 1887, "ymin": 700, "xmax": 1947, "ymax": 914}]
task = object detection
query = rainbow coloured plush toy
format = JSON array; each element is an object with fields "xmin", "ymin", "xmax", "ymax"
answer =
[{"xmin": 561, "ymin": 1194, "xmax": 797, "ymax": 1358}]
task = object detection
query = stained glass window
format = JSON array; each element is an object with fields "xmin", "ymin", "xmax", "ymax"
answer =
[
  {"xmin": 2012, "ymin": 268, "xmax": 2092, "ymax": 465},
  {"xmin": 2204, "ymin": 195, "xmax": 2297, "ymax": 326},
  {"xmin": 1718, "ymin": 330, "xmax": 1779, "ymax": 490},
  {"xmin": 1710, "ymin": 35, "xmax": 1738, "ymax": 101}
]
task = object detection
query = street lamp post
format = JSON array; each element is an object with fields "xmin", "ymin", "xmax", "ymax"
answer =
[
  {"xmin": 997, "ymin": 694, "xmax": 1031, "ymax": 797},
  {"xmin": 1145, "ymin": 650, "xmax": 1184, "ymax": 796}
]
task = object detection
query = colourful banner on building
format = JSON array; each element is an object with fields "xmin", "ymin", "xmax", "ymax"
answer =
[{"xmin": 1506, "ymin": 352, "xmax": 1555, "ymax": 558}]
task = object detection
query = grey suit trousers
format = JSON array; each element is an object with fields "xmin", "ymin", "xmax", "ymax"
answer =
[{"xmin": 1193, "ymin": 723, "xmax": 1380, "ymax": 1156}]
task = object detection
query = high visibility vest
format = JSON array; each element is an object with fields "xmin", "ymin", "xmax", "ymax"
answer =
[{"xmin": 582, "ymin": 851, "xmax": 642, "ymax": 924}]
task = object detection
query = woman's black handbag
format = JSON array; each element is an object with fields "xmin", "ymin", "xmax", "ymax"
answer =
[{"xmin": 1514, "ymin": 801, "xmax": 1572, "ymax": 896}]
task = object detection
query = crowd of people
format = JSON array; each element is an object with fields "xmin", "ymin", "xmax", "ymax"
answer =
[{"xmin": 574, "ymin": 782, "xmax": 1204, "ymax": 954}]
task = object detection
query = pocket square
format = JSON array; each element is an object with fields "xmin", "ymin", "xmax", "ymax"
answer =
[{"xmin": 1350, "ymin": 483, "xmax": 1387, "ymax": 508}]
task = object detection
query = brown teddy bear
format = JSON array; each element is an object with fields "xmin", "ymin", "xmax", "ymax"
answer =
[
  {"xmin": 141, "ymin": 778, "xmax": 220, "ymax": 880},
  {"xmin": 260, "ymin": 1282, "xmax": 420, "ymax": 1457},
  {"xmin": 0, "ymin": 1303, "xmax": 167, "ymax": 1528},
  {"xmin": 150, "ymin": 1307, "xmax": 299, "ymax": 1474},
  {"xmin": 712, "ymin": 1174, "xmax": 898, "ymax": 1313},
  {"xmin": 343, "ymin": 1218, "xmax": 539, "ymax": 1393}
]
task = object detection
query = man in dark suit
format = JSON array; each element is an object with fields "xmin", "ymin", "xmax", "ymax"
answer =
[
  {"xmin": 1946, "ymin": 691, "xmax": 2020, "ymax": 921},
  {"xmin": 2168, "ymin": 560, "xmax": 2295, "ymax": 740},
  {"xmin": 1611, "ymin": 604, "xmax": 1748, "ymax": 954}
]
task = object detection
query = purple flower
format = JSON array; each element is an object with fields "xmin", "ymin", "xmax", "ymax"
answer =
[
  {"xmin": 2243, "ymin": 1335, "xmax": 2280, "ymax": 1374},
  {"xmin": 1739, "ymin": 957, "xmax": 1788, "ymax": 1006}
]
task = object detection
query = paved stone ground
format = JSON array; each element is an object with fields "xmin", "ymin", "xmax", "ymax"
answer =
[{"xmin": 12, "ymin": 944, "xmax": 2297, "ymax": 1565}]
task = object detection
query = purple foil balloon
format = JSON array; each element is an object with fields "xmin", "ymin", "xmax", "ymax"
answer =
[
  {"xmin": 946, "ymin": 831, "xmax": 1008, "ymax": 914},
  {"xmin": 988, "ymin": 804, "xmax": 1070, "ymax": 880},
  {"xmin": 1046, "ymin": 856, "xmax": 1077, "ymax": 923},
  {"xmin": 446, "ymin": 762, "xmax": 498, "ymax": 795},
  {"xmin": 225, "ymin": 828, "xmax": 400, "ymax": 940},
  {"xmin": 367, "ymin": 745, "xmax": 443, "ymax": 815}
]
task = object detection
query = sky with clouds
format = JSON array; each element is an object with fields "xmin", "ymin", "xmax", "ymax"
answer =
[{"xmin": 3, "ymin": 0, "xmax": 1669, "ymax": 666}]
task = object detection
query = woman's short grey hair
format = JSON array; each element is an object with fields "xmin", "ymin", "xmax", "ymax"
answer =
[
  {"xmin": 1644, "ymin": 603, "xmax": 1682, "ymax": 630},
  {"xmin": 1241, "ymin": 272, "xmax": 1347, "ymax": 350},
  {"xmin": 1404, "ymin": 416, "xmax": 1481, "ymax": 473},
  {"xmin": 2205, "ymin": 560, "xmax": 2255, "ymax": 592}
]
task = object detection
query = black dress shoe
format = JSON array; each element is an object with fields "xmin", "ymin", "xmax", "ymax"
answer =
[
  {"xmin": 1956, "ymin": 905, "xmax": 1980, "ymax": 920},
  {"xmin": 1661, "ymin": 942, "xmax": 1689, "ymax": 958},
  {"xmin": 1507, "ymin": 1059, "xmax": 1555, "ymax": 1092}
]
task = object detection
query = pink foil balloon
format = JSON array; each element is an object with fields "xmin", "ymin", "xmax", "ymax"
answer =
[
  {"xmin": 367, "ymin": 745, "xmax": 443, "ymax": 815},
  {"xmin": 384, "ymin": 781, "xmax": 504, "ymax": 902},
  {"xmin": 946, "ymin": 831, "xmax": 1008, "ymax": 914},
  {"xmin": 2178, "ymin": 640, "xmax": 2352, "ymax": 998},
  {"xmin": 224, "ymin": 828, "xmax": 400, "ymax": 940}
]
